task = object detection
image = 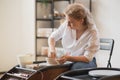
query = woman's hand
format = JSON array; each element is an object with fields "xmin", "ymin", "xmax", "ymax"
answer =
[
  {"xmin": 56, "ymin": 55, "xmax": 71, "ymax": 64},
  {"xmin": 48, "ymin": 52, "xmax": 56, "ymax": 58}
]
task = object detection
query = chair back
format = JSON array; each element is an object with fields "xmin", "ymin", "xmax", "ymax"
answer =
[{"xmin": 96, "ymin": 38, "xmax": 114, "ymax": 68}]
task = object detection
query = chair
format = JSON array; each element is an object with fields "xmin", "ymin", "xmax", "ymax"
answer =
[
  {"xmin": 97, "ymin": 38, "xmax": 114, "ymax": 68},
  {"xmin": 55, "ymin": 38, "xmax": 115, "ymax": 80}
]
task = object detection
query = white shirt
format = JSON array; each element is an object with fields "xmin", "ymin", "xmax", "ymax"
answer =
[{"xmin": 50, "ymin": 21, "xmax": 100, "ymax": 61}]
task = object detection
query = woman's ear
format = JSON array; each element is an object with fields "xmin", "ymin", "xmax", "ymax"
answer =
[{"xmin": 80, "ymin": 18, "xmax": 84, "ymax": 24}]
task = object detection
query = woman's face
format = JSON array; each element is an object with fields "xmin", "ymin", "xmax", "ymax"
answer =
[{"xmin": 66, "ymin": 15, "xmax": 83, "ymax": 30}]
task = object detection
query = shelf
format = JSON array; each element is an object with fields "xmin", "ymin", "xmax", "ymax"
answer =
[
  {"xmin": 36, "ymin": 18, "xmax": 53, "ymax": 21},
  {"xmin": 36, "ymin": 17, "xmax": 65, "ymax": 21},
  {"xmin": 36, "ymin": 0, "xmax": 52, "ymax": 3},
  {"xmin": 36, "ymin": 0, "xmax": 71, "ymax": 2},
  {"xmin": 35, "ymin": 0, "xmax": 71, "ymax": 61},
  {"xmin": 54, "ymin": 17, "xmax": 65, "ymax": 20},
  {"xmin": 36, "ymin": 54, "xmax": 47, "ymax": 57},
  {"xmin": 36, "ymin": 36, "xmax": 48, "ymax": 39},
  {"xmin": 54, "ymin": 0, "xmax": 71, "ymax": 1}
]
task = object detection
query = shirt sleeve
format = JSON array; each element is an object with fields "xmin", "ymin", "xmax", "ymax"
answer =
[
  {"xmin": 50, "ymin": 21, "xmax": 67, "ymax": 41},
  {"xmin": 84, "ymin": 30, "xmax": 100, "ymax": 61}
]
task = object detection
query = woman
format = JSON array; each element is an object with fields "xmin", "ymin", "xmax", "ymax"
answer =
[{"xmin": 48, "ymin": 3, "xmax": 100, "ymax": 70}]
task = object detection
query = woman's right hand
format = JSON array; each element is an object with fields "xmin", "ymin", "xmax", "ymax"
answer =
[{"xmin": 48, "ymin": 52, "xmax": 56, "ymax": 58}]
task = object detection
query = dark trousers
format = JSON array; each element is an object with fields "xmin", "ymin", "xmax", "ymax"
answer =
[{"xmin": 71, "ymin": 58, "xmax": 97, "ymax": 70}]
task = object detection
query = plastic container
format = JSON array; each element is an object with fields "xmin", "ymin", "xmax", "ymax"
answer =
[{"xmin": 17, "ymin": 54, "xmax": 35, "ymax": 68}]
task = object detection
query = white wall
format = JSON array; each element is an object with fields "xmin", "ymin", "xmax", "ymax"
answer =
[
  {"xmin": 0, "ymin": 0, "xmax": 35, "ymax": 72},
  {"xmin": 92, "ymin": 0, "xmax": 120, "ymax": 67}
]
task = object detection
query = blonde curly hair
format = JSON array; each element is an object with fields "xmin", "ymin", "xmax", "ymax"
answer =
[{"xmin": 64, "ymin": 3, "xmax": 94, "ymax": 27}]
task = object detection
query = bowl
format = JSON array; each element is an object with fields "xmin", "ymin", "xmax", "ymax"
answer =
[{"xmin": 45, "ymin": 57, "xmax": 59, "ymax": 65}]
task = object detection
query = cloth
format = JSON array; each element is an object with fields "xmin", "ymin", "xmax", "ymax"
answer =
[
  {"xmin": 50, "ymin": 21, "xmax": 100, "ymax": 61},
  {"xmin": 71, "ymin": 58, "xmax": 97, "ymax": 70}
]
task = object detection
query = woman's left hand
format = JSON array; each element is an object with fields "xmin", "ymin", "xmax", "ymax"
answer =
[{"xmin": 56, "ymin": 55, "xmax": 70, "ymax": 64}]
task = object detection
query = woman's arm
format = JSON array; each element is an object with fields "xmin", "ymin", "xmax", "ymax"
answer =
[
  {"xmin": 48, "ymin": 37, "xmax": 56, "ymax": 58},
  {"xmin": 48, "ymin": 21, "xmax": 67, "ymax": 58},
  {"xmin": 57, "ymin": 55, "xmax": 89, "ymax": 64},
  {"xmin": 66, "ymin": 55, "xmax": 89, "ymax": 62}
]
